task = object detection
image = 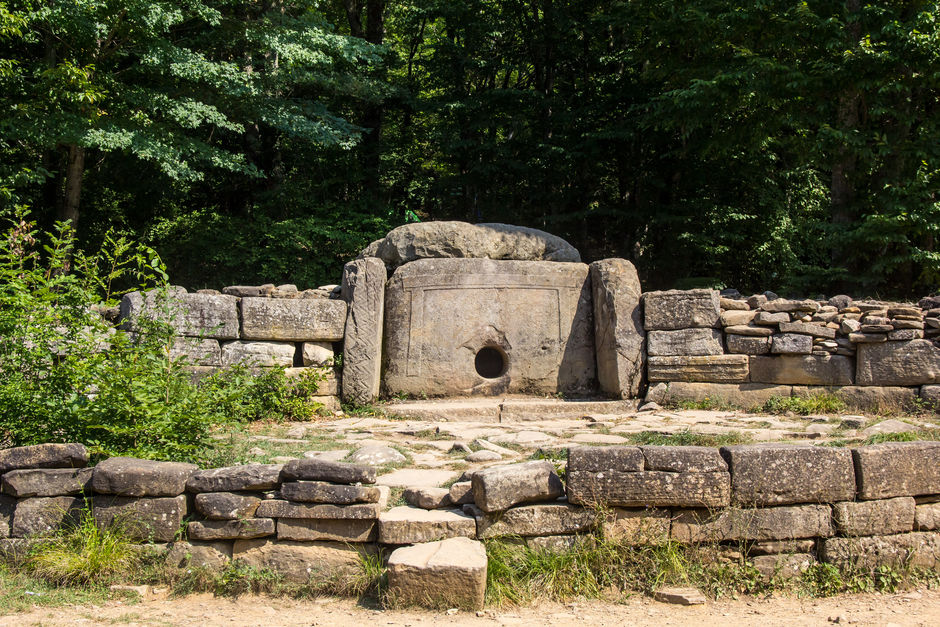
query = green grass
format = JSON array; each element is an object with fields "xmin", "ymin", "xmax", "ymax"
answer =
[
  {"xmin": 862, "ymin": 429, "xmax": 940, "ymax": 445},
  {"xmin": 675, "ymin": 397, "xmax": 738, "ymax": 412},
  {"xmin": 624, "ymin": 430, "xmax": 752, "ymax": 447},
  {"xmin": 761, "ymin": 393, "xmax": 847, "ymax": 416}
]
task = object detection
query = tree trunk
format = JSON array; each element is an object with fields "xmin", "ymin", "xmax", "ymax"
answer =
[{"xmin": 57, "ymin": 144, "xmax": 85, "ymax": 229}]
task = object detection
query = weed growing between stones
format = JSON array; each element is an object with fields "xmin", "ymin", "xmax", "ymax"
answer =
[
  {"xmin": 676, "ymin": 397, "xmax": 739, "ymax": 412},
  {"xmin": 761, "ymin": 393, "xmax": 847, "ymax": 416},
  {"xmin": 624, "ymin": 430, "xmax": 753, "ymax": 447}
]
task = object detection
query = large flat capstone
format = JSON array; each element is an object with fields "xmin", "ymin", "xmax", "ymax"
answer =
[
  {"xmin": 383, "ymin": 258, "xmax": 595, "ymax": 397},
  {"xmin": 590, "ymin": 258, "xmax": 645, "ymax": 398},
  {"xmin": 386, "ymin": 537, "xmax": 488, "ymax": 610}
]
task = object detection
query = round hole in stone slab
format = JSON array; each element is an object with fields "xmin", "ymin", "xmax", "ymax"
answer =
[{"xmin": 474, "ymin": 346, "xmax": 507, "ymax": 379}]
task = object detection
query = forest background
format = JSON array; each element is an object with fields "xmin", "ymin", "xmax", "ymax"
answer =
[{"xmin": 1, "ymin": 0, "xmax": 938, "ymax": 297}]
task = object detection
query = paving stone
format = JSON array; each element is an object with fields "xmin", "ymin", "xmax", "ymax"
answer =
[
  {"xmin": 465, "ymin": 450, "xmax": 502, "ymax": 462},
  {"xmin": 376, "ymin": 469, "xmax": 458, "ymax": 489},
  {"xmin": 852, "ymin": 441, "xmax": 940, "ymax": 499},
  {"xmin": 348, "ymin": 445, "xmax": 407, "ymax": 465},
  {"xmin": 0, "ymin": 443, "xmax": 88, "ymax": 474},
  {"xmin": 820, "ymin": 532, "xmax": 940, "ymax": 570},
  {"xmin": 472, "ymin": 461, "xmax": 564, "ymax": 513},
  {"xmin": 281, "ymin": 459, "xmax": 376, "ymax": 485},
  {"xmin": 93, "ymin": 495, "xmax": 187, "ymax": 542},
  {"xmin": 861, "ymin": 419, "xmax": 921, "ymax": 438},
  {"xmin": 378, "ymin": 506, "xmax": 477, "ymax": 544},
  {"xmin": 471, "ymin": 503, "xmax": 596, "ymax": 538},
  {"xmin": 1, "ymin": 468, "xmax": 92, "ymax": 497},
  {"xmin": 387, "ymin": 537, "xmax": 487, "ymax": 610},
  {"xmin": 187, "ymin": 518, "xmax": 275, "ymax": 541},
  {"xmin": 276, "ymin": 518, "xmax": 377, "ymax": 542},
  {"xmin": 570, "ymin": 433, "xmax": 629, "ymax": 445},
  {"xmin": 833, "ymin": 497, "xmax": 915, "ymax": 537},
  {"xmin": 194, "ymin": 492, "xmax": 261, "ymax": 520},
  {"xmin": 721, "ymin": 444, "xmax": 855, "ymax": 506},
  {"xmin": 92, "ymin": 457, "xmax": 197, "ymax": 497},
  {"xmin": 671, "ymin": 505, "xmax": 832, "ymax": 542},
  {"xmin": 186, "ymin": 465, "xmax": 283, "ymax": 492},
  {"xmin": 232, "ymin": 539, "xmax": 376, "ymax": 583},
  {"xmin": 279, "ymin": 481, "xmax": 380, "ymax": 505}
]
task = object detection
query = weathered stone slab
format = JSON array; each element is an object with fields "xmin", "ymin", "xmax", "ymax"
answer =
[
  {"xmin": 833, "ymin": 497, "xmax": 915, "ymax": 536},
  {"xmin": 720, "ymin": 310, "xmax": 756, "ymax": 326},
  {"xmin": 341, "ymin": 257, "xmax": 386, "ymax": 403},
  {"xmin": 194, "ymin": 492, "xmax": 261, "ymax": 520},
  {"xmin": 0, "ymin": 443, "xmax": 88, "ymax": 473},
  {"xmin": 168, "ymin": 337, "xmax": 221, "ymax": 366},
  {"xmin": 383, "ymin": 258, "xmax": 595, "ymax": 397},
  {"xmin": 300, "ymin": 342, "xmax": 334, "ymax": 367},
  {"xmin": 754, "ymin": 311, "xmax": 789, "ymax": 325},
  {"xmin": 751, "ymin": 553, "xmax": 814, "ymax": 582},
  {"xmin": 187, "ymin": 518, "xmax": 274, "ymax": 541},
  {"xmin": 567, "ymin": 446, "xmax": 644, "ymax": 473},
  {"xmin": 647, "ymin": 355, "xmax": 749, "ymax": 383},
  {"xmin": 653, "ymin": 587, "xmax": 707, "ymax": 605},
  {"xmin": 726, "ymin": 334, "xmax": 771, "ymax": 355},
  {"xmin": 361, "ymin": 221, "xmax": 580, "ymax": 269},
  {"xmin": 747, "ymin": 539, "xmax": 817, "ymax": 556},
  {"xmin": 724, "ymin": 324, "xmax": 774, "ymax": 337},
  {"xmin": 279, "ymin": 481, "xmax": 379, "ymax": 505},
  {"xmin": 1, "ymin": 468, "xmax": 92, "ymax": 497},
  {"xmin": 165, "ymin": 541, "xmax": 231, "ymax": 571},
  {"xmin": 378, "ymin": 506, "xmax": 477, "ymax": 544},
  {"xmin": 255, "ymin": 500, "xmax": 381, "ymax": 520},
  {"xmin": 92, "ymin": 457, "xmax": 197, "ymax": 497},
  {"xmin": 473, "ymin": 503, "xmax": 596, "ymax": 538},
  {"xmin": 601, "ymin": 508, "xmax": 671, "ymax": 543},
  {"xmin": 647, "ymin": 382, "xmax": 792, "ymax": 408},
  {"xmin": 721, "ymin": 445, "xmax": 855, "ymax": 506},
  {"xmin": 641, "ymin": 446, "xmax": 727, "ymax": 473},
  {"xmin": 239, "ymin": 297, "xmax": 346, "ymax": 342},
  {"xmin": 220, "ymin": 340, "xmax": 295, "ymax": 367},
  {"xmin": 120, "ymin": 290, "xmax": 239, "ymax": 339},
  {"xmin": 647, "ymin": 329, "xmax": 723, "ymax": 356},
  {"xmin": 852, "ymin": 442, "xmax": 940, "ymax": 499},
  {"xmin": 281, "ymin": 459, "xmax": 376, "ymax": 485},
  {"xmin": 567, "ymin": 470, "xmax": 730, "ymax": 508},
  {"xmin": 387, "ymin": 537, "xmax": 487, "ymax": 610},
  {"xmin": 778, "ymin": 322, "xmax": 837, "ymax": 339},
  {"xmin": 643, "ymin": 289, "xmax": 720, "ymax": 330},
  {"xmin": 186, "ymin": 465, "xmax": 282, "ymax": 493},
  {"xmin": 915, "ymin": 503, "xmax": 940, "ymax": 531},
  {"xmin": 671, "ymin": 505, "xmax": 832, "ymax": 542},
  {"xmin": 748, "ymin": 355, "xmax": 854, "ymax": 385},
  {"xmin": 11, "ymin": 496, "xmax": 84, "ymax": 537},
  {"xmin": 404, "ymin": 487, "xmax": 452, "ymax": 510},
  {"xmin": 93, "ymin": 495, "xmax": 187, "ymax": 542},
  {"xmin": 856, "ymin": 340, "xmax": 940, "ymax": 386},
  {"xmin": 232, "ymin": 539, "xmax": 375, "ymax": 583},
  {"xmin": 590, "ymin": 258, "xmax": 645, "ymax": 398},
  {"xmin": 820, "ymin": 532, "xmax": 940, "ymax": 569},
  {"xmin": 276, "ymin": 518, "xmax": 377, "ymax": 542},
  {"xmin": 471, "ymin": 461, "xmax": 564, "ymax": 512},
  {"xmin": 761, "ymin": 299, "xmax": 819, "ymax": 313},
  {"xmin": 771, "ymin": 333, "xmax": 813, "ymax": 354},
  {"xmin": 449, "ymin": 481, "xmax": 474, "ymax": 506}
]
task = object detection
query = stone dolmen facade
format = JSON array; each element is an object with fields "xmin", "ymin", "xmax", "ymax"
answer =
[{"xmin": 2, "ymin": 441, "xmax": 939, "ymax": 608}]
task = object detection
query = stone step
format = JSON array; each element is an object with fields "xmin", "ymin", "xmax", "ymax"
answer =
[{"xmin": 381, "ymin": 396, "xmax": 638, "ymax": 423}]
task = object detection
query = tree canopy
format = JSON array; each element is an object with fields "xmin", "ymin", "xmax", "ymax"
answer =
[{"xmin": 1, "ymin": 0, "xmax": 938, "ymax": 296}]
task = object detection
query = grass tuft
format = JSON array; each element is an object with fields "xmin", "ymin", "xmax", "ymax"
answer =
[
  {"xmin": 761, "ymin": 393, "xmax": 847, "ymax": 416},
  {"xmin": 624, "ymin": 430, "xmax": 752, "ymax": 447}
]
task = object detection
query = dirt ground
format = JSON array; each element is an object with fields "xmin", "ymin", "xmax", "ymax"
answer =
[{"xmin": 3, "ymin": 587, "xmax": 938, "ymax": 627}]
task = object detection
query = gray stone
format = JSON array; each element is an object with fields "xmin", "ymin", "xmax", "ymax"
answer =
[
  {"xmin": 383, "ymin": 258, "xmax": 595, "ymax": 397},
  {"xmin": 472, "ymin": 460, "xmax": 564, "ymax": 512},
  {"xmin": 165, "ymin": 541, "xmax": 231, "ymax": 571},
  {"xmin": 340, "ymin": 257, "xmax": 386, "ymax": 403},
  {"xmin": 276, "ymin": 518, "xmax": 377, "ymax": 542},
  {"xmin": 348, "ymin": 445, "xmax": 406, "ymax": 466},
  {"xmin": 721, "ymin": 445, "xmax": 855, "ymax": 506},
  {"xmin": 378, "ymin": 506, "xmax": 477, "ymax": 544},
  {"xmin": 187, "ymin": 519, "xmax": 274, "ymax": 541},
  {"xmin": 761, "ymin": 299, "xmax": 819, "ymax": 313},
  {"xmin": 848, "ymin": 332, "xmax": 887, "ymax": 343},
  {"xmin": 239, "ymin": 297, "xmax": 346, "ymax": 342},
  {"xmin": 386, "ymin": 537, "xmax": 488, "ymax": 610},
  {"xmin": 11, "ymin": 496, "xmax": 84, "ymax": 537},
  {"xmin": 643, "ymin": 289, "xmax": 720, "ymax": 330},
  {"xmin": 648, "ymin": 382, "xmax": 792, "ymax": 409},
  {"xmin": 194, "ymin": 492, "xmax": 261, "ymax": 520},
  {"xmin": 1, "ymin": 468, "xmax": 92, "ymax": 497},
  {"xmin": 647, "ymin": 355, "xmax": 749, "ymax": 383},
  {"xmin": 601, "ymin": 508, "xmax": 671, "ymax": 543},
  {"xmin": 820, "ymin": 532, "xmax": 940, "ymax": 570},
  {"xmin": 567, "ymin": 446, "xmax": 644, "ymax": 473},
  {"xmin": 93, "ymin": 495, "xmax": 187, "ymax": 542},
  {"xmin": 465, "ymin": 450, "xmax": 502, "ymax": 462},
  {"xmin": 567, "ymin": 470, "xmax": 730, "ymax": 508},
  {"xmin": 778, "ymin": 322, "xmax": 837, "ymax": 339},
  {"xmin": 473, "ymin": 503, "xmax": 596, "ymax": 538},
  {"xmin": 861, "ymin": 419, "xmax": 921, "ymax": 437},
  {"xmin": 301, "ymin": 342, "xmax": 334, "ymax": 366},
  {"xmin": 747, "ymin": 539, "xmax": 817, "ymax": 556},
  {"xmin": 720, "ymin": 310, "xmax": 756, "ymax": 326},
  {"xmin": 751, "ymin": 553, "xmax": 814, "ymax": 582},
  {"xmin": 279, "ymin": 481, "xmax": 380, "ymax": 505},
  {"xmin": 232, "ymin": 538, "xmax": 376, "ymax": 583},
  {"xmin": 186, "ymin": 465, "xmax": 282, "ymax": 493},
  {"xmin": 724, "ymin": 325, "xmax": 774, "ymax": 337},
  {"xmin": 590, "ymin": 258, "xmax": 645, "ymax": 398},
  {"xmin": 726, "ymin": 334, "xmax": 771, "ymax": 355},
  {"xmin": 641, "ymin": 446, "xmax": 727, "ymax": 473},
  {"xmin": 833, "ymin": 497, "xmax": 915, "ymax": 536},
  {"xmin": 222, "ymin": 285, "xmax": 274, "ymax": 297},
  {"xmin": 120, "ymin": 289, "xmax": 239, "ymax": 339},
  {"xmin": 754, "ymin": 311, "xmax": 789, "ymax": 325},
  {"xmin": 652, "ymin": 587, "xmax": 706, "ymax": 606},
  {"xmin": 647, "ymin": 328, "xmax": 723, "ymax": 356},
  {"xmin": 361, "ymin": 221, "xmax": 580, "ymax": 269},
  {"xmin": 404, "ymin": 487, "xmax": 452, "ymax": 510},
  {"xmin": 852, "ymin": 442, "xmax": 940, "ymax": 499},
  {"xmin": 255, "ymin": 500, "xmax": 381, "ymax": 520},
  {"xmin": 915, "ymin": 503, "xmax": 940, "ymax": 530},
  {"xmin": 448, "ymin": 481, "xmax": 474, "ymax": 506},
  {"xmin": 888, "ymin": 329, "xmax": 924, "ymax": 340},
  {"xmin": 220, "ymin": 340, "xmax": 295, "ymax": 368},
  {"xmin": 281, "ymin": 459, "xmax": 376, "ymax": 484},
  {"xmin": 92, "ymin": 457, "xmax": 197, "ymax": 497},
  {"xmin": 748, "ymin": 355, "xmax": 854, "ymax": 385},
  {"xmin": 771, "ymin": 333, "xmax": 813, "ymax": 354},
  {"xmin": 671, "ymin": 505, "xmax": 832, "ymax": 542},
  {"xmin": 0, "ymin": 443, "xmax": 88, "ymax": 473},
  {"xmin": 169, "ymin": 337, "xmax": 221, "ymax": 366},
  {"xmin": 856, "ymin": 340, "xmax": 940, "ymax": 385}
]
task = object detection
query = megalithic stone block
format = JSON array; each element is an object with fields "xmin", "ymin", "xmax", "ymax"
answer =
[
  {"xmin": 590, "ymin": 258, "xmax": 645, "ymax": 398},
  {"xmin": 341, "ymin": 257, "xmax": 387, "ymax": 404}
]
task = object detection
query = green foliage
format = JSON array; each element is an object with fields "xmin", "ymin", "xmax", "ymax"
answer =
[
  {"xmin": 762, "ymin": 393, "xmax": 848, "ymax": 416},
  {"xmin": 624, "ymin": 430, "xmax": 752, "ymax": 447}
]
